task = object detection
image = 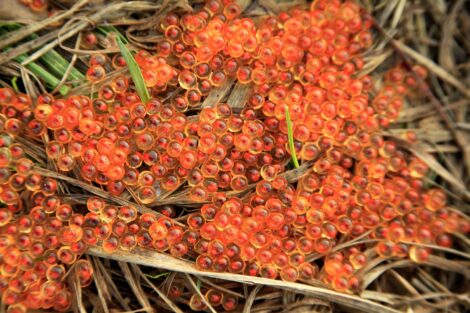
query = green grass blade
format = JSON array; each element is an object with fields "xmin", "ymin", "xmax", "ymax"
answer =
[
  {"xmin": 144, "ymin": 272, "xmax": 170, "ymax": 279},
  {"xmin": 40, "ymin": 50, "xmax": 85, "ymax": 83},
  {"xmin": 97, "ymin": 26, "xmax": 128, "ymax": 44},
  {"xmin": 14, "ymin": 53, "xmax": 70, "ymax": 96},
  {"xmin": 11, "ymin": 77, "xmax": 19, "ymax": 92},
  {"xmin": 116, "ymin": 36, "xmax": 150, "ymax": 103},
  {"xmin": 285, "ymin": 106, "xmax": 300, "ymax": 169},
  {"xmin": 1, "ymin": 24, "xmax": 83, "ymax": 87}
]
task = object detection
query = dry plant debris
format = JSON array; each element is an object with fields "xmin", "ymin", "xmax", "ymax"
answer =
[{"xmin": 0, "ymin": 0, "xmax": 469, "ymax": 312}]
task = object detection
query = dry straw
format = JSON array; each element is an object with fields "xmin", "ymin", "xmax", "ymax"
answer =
[{"xmin": 0, "ymin": 0, "xmax": 469, "ymax": 312}]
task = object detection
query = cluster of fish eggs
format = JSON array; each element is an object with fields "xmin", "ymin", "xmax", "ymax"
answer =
[
  {"xmin": 0, "ymin": 0, "xmax": 469, "ymax": 312},
  {"xmin": 0, "ymin": 135, "xmax": 91, "ymax": 312},
  {"xmin": 16, "ymin": 0, "xmax": 48, "ymax": 12}
]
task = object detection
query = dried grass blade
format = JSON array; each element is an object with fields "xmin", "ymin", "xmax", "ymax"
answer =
[
  {"xmin": 91, "ymin": 257, "xmax": 111, "ymax": 313},
  {"xmin": 119, "ymin": 262, "xmax": 154, "ymax": 313},
  {"xmin": 0, "ymin": 0, "xmax": 90, "ymax": 50},
  {"xmin": 184, "ymin": 274, "xmax": 217, "ymax": 313},
  {"xmin": 227, "ymin": 81, "xmax": 251, "ymax": 109},
  {"xmin": 392, "ymin": 40, "xmax": 470, "ymax": 98},
  {"xmin": 389, "ymin": 136, "xmax": 469, "ymax": 196},
  {"xmin": 400, "ymin": 242, "xmax": 470, "ymax": 260},
  {"xmin": 135, "ymin": 265, "xmax": 184, "ymax": 313},
  {"xmin": 243, "ymin": 285, "xmax": 263, "ymax": 313},
  {"xmin": 201, "ymin": 77, "xmax": 235, "ymax": 108},
  {"xmin": 94, "ymin": 257, "xmax": 132, "ymax": 311},
  {"xmin": 424, "ymin": 255, "xmax": 470, "ymax": 278},
  {"xmin": 196, "ymin": 276, "xmax": 245, "ymax": 298},
  {"xmin": 34, "ymin": 166, "xmax": 185, "ymax": 225},
  {"xmin": 362, "ymin": 259, "xmax": 413, "ymax": 288}
]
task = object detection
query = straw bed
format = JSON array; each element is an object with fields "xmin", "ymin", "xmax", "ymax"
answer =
[{"xmin": 0, "ymin": 0, "xmax": 469, "ymax": 312}]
